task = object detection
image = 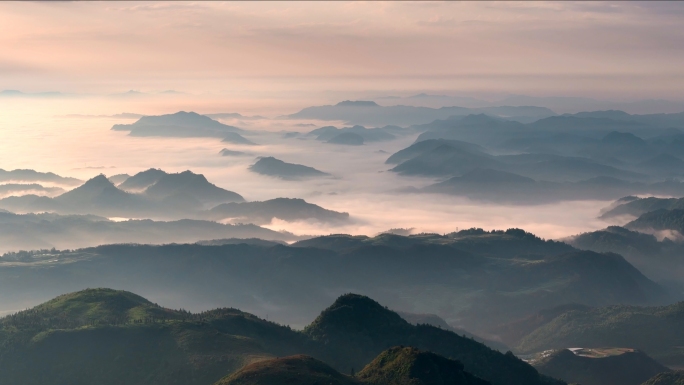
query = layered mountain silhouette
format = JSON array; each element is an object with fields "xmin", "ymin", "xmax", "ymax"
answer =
[
  {"xmin": 0, "ymin": 211, "xmax": 297, "ymax": 251},
  {"xmin": 0, "ymin": 230, "xmax": 666, "ymax": 340},
  {"xmin": 0, "ymin": 183, "xmax": 64, "ymax": 197},
  {"xmin": 112, "ymin": 111, "xmax": 243, "ymax": 138},
  {"xmin": 205, "ymin": 198, "xmax": 350, "ymax": 225},
  {"xmin": 0, "ymin": 168, "xmax": 82, "ymax": 186},
  {"xmin": 0, "ymin": 289, "xmax": 557, "ymax": 385},
  {"xmin": 0, "ymin": 170, "xmax": 244, "ymax": 217},
  {"xmin": 285, "ymin": 101, "xmax": 554, "ymax": 126},
  {"xmin": 221, "ymin": 132, "xmax": 257, "ymax": 145},
  {"xmin": 308, "ymin": 125, "xmax": 398, "ymax": 143},
  {"xmin": 249, "ymin": 157, "xmax": 330, "ymax": 180}
]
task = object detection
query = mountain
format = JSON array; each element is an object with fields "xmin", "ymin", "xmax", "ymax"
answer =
[
  {"xmin": 0, "ymin": 168, "xmax": 82, "ymax": 186},
  {"xmin": 118, "ymin": 168, "xmax": 168, "ymax": 191},
  {"xmin": 391, "ymin": 143, "xmax": 501, "ymax": 176},
  {"xmin": 221, "ymin": 132, "xmax": 257, "ymax": 145},
  {"xmin": 108, "ymin": 173, "xmax": 131, "ymax": 185},
  {"xmin": 397, "ymin": 311, "xmax": 509, "ymax": 352},
  {"xmin": 0, "ymin": 230, "xmax": 667, "ymax": 340},
  {"xmin": 0, "ymin": 211, "xmax": 298, "ymax": 252},
  {"xmin": 637, "ymin": 154, "xmax": 684, "ymax": 176},
  {"xmin": 0, "ymin": 183, "xmax": 64, "ymax": 197},
  {"xmin": 0, "ymin": 289, "xmax": 557, "ymax": 385},
  {"xmin": 356, "ymin": 346, "xmax": 491, "ymax": 385},
  {"xmin": 144, "ymin": 170, "xmax": 244, "ymax": 206},
  {"xmin": 309, "ymin": 125, "xmax": 397, "ymax": 143},
  {"xmin": 642, "ymin": 371, "xmax": 684, "ymax": 385},
  {"xmin": 249, "ymin": 157, "xmax": 330, "ymax": 180},
  {"xmin": 601, "ymin": 197, "xmax": 684, "ymax": 219},
  {"xmin": 303, "ymin": 294, "xmax": 553, "ymax": 385},
  {"xmin": 513, "ymin": 301, "xmax": 684, "ymax": 365},
  {"xmin": 413, "ymin": 114, "xmax": 527, "ymax": 147},
  {"xmin": 215, "ymin": 355, "xmax": 360, "ymax": 385},
  {"xmin": 286, "ymin": 101, "xmax": 552, "ymax": 126},
  {"xmin": 54, "ymin": 174, "xmax": 149, "ymax": 214},
  {"xmin": 626, "ymin": 209, "xmax": 684, "ymax": 234},
  {"xmin": 112, "ymin": 111, "xmax": 243, "ymax": 138},
  {"xmin": 532, "ymin": 348, "xmax": 669, "ymax": 385},
  {"xmin": 220, "ymin": 149, "xmax": 251, "ymax": 157},
  {"xmin": 206, "ymin": 198, "xmax": 349, "ymax": 225},
  {"xmin": 386, "ymin": 139, "xmax": 488, "ymax": 165},
  {"xmin": 328, "ymin": 132, "xmax": 365, "ymax": 145}
]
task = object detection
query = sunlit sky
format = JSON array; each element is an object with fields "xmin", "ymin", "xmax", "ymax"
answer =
[
  {"xmin": 0, "ymin": 1, "xmax": 683, "ymax": 240},
  {"xmin": 1, "ymin": 1, "xmax": 684, "ymax": 100}
]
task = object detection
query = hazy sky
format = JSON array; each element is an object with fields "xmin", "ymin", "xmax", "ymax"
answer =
[{"xmin": 1, "ymin": 1, "xmax": 684, "ymax": 100}]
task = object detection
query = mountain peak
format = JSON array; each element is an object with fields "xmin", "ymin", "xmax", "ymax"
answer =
[
  {"xmin": 336, "ymin": 100, "xmax": 379, "ymax": 107},
  {"xmin": 305, "ymin": 293, "xmax": 409, "ymax": 340},
  {"xmin": 358, "ymin": 346, "xmax": 490, "ymax": 385}
]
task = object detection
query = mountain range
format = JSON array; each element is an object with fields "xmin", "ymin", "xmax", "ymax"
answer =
[
  {"xmin": 0, "ymin": 288, "xmax": 560, "ymax": 385},
  {"xmin": 0, "ymin": 229, "xmax": 668, "ymax": 338}
]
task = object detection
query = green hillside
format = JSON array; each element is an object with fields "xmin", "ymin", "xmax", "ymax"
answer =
[
  {"xmin": 357, "ymin": 346, "xmax": 490, "ymax": 385},
  {"xmin": 0, "ymin": 289, "xmax": 561, "ymax": 385},
  {"xmin": 514, "ymin": 302, "xmax": 684, "ymax": 365},
  {"xmin": 533, "ymin": 348, "xmax": 668, "ymax": 385},
  {"xmin": 215, "ymin": 355, "xmax": 360, "ymax": 385},
  {"xmin": 642, "ymin": 371, "xmax": 684, "ymax": 385}
]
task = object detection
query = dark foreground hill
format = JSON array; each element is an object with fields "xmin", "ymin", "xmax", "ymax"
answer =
[
  {"xmin": 0, "ymin": 289, "xmax": 558, "ymax": 385},
  {"xmin": 356, "ymin": 346, "xmax": 490, "ymax": 385},
  {"xmin": 215, "ymin": 355, "xmax": 361, "ymax": 385},
  {"xmin": 642, "ymin": 371, "xmax": 684, "ymax": 385},
  {"xmin": 532, "ymin": 348, "xmax": 668, "ymax": 385}
]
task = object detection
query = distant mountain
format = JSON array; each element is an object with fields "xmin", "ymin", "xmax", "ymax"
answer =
[
  {"xmin": 206, "ymin": 112, "xmax": 265, "ymax": 120},
  {"xmin": 107, "ymin": 173, "xmax": 131, "ymax": 185},
  {"xmin": 206, "ymin": 198, "xmax": 349, "ymax": 225},
  {"xmin": 112, "ymin": 111, "xmax": 243, "ymax": 138},
  {"xmin": 249, "ymin": 157, "xmax": 330, "ymax": 180},
  {"xmin": 328, "ymin": 132, "xmax": 364, "ymax": 145},
  {"xmin": 356, "ymin": 346, "xmax": 491, "ymax": 385},
  {"xmin": 390, "ymin": 144, "xmax": 501, "ymax": 176},
  {"xmin": 144, "ymin": 170, "xmax": 244, "ymax": 206},
  {"xmin": 0, "ymin": 183, "xmax": 64, "ymax": 197},
  {"xmin": 642, "ymin": 371, "xmax": 684, "ymax": 385},
  {"xmin": 285, "ymin": 101, "xmax": 553, "ymax": 126},
  {"xmin": 532, "ymin": 348, "xmax": 668, "ymax": 385},
  {"xmin": 221, "ymin": 132, "xmax": 257, "ymax": 145},
  {"xmin": 625, "ymin": 209, "xmax": 684, "ymax": 234},
  {"xmin": 637, "ymin": 154, "xmax": 684, "ymax": 176},
  {"xmin": 118, "ymin": 168, "xmax": 168, "ymax": 191},
  {"xmin": 220, "ymin": 148, "xmax": 251, "ymax": 157},
  {"xmin": 385, "ymin": 139, "xmax": 488, "ymax": 165},
  {"xmin": 0, "ymin": 168, "xmax": 82, "ymax": 186},
  {"xmin": 54, "ymin": 174, "xmax": 148, "ymax": 214},
  {"xmin": 0, "ymin": 171, "xmax": 245, "ymax": 218},
  {"xmin": 514, "ymin": 301, "xmax": 684, "ymax": 366},
  {"xmin": 600, "ymin": 197, "xmax": 683, "ymax": 219},
  {"xmin": 309, "ymin": 125, "xmax": 396, "ymax": 143},
  {"xmin": 397, "ymin": 311, "xmax": 509, "ymax": 352},
  {"xmin": 0, "ymin": 211, "xmax": 298, "ymax": 252}
]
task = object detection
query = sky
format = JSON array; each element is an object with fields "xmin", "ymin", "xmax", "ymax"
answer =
[
  {"xmin": 1, "ymin": 1, "xmax": 684, "ymax": 100},
  {"xmin": 0, "ymin": 1, "xmax": 682, "ymax": 242}
]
